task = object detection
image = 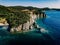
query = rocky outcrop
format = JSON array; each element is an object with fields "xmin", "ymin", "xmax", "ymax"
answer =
[
  {"xmin": 0, "ymin": 18, "xmax": 9, "ymax": 30},
  {"xmin": 10, "ymin": 10, "xmax": 46, "ymax": 33}
]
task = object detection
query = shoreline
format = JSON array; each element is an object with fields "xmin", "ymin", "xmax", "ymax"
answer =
[{"xmin": 10, "ymin": 12, "xmax": 46, "ymax": 33}]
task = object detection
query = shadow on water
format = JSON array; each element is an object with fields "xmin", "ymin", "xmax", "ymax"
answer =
[
  {"xmin": 6, "ymin": 31, "xmax": 56, "ymax": 45},
  {"xmin": 0, "ymin": 30, "xmax": 57, "ymax": 45}
]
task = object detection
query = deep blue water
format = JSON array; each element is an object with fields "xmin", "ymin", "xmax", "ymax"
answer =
[
  {"xmin": 44, "ymin": 10, "xmax": 60, "ymax": 38},
  {"xmin": 36, "ymin": 10, "xmax": 60, "ymax": 45},
  {"xmin": 0, "ymin": 10, "xmax": 60, "ymax": 45}
]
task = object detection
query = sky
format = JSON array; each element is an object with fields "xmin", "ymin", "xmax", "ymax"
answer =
[{"xmin": 0, "ymin": 0, "xmax": 60, "ymax": 8}]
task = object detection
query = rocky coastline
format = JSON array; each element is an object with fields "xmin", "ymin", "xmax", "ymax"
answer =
[{"xmin": 10, "ymin": 10, "xmax": 46, "ymax": 33}]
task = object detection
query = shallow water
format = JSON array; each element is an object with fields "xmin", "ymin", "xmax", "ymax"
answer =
[
  {"xmin": 0, "ymin": 29, "xmax": 55, "ymax": 45},
  {"xmin": 39, "ymin": 10, "xmax": 60, "ymax": 45},
  {"xmin": 0, "ymin": 10, "xmax": 60, "ymax": 45}
]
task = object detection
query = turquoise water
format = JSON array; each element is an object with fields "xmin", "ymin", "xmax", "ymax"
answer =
[
  {"xmin": 0, "ymin": 30, "xmax": 55, "ymax": 45},
  {"xmin": 39, "ymin": 10, "xmax": 60, "ymax": 45},
  {"xmin": 0, "ymin": 22, "xmax": 55, "ymax": 45},
  {"xmin": 0, "ymin": 10, "xmax": 60, "ymax": 45}
]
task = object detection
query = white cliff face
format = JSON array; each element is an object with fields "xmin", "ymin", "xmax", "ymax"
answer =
[
  {"xmin": 10, "ymin": 10, "xmax": 46, "ymax": 33},
  {"xmin": 16, "ymin": 25, "xmax": 22, "ymax": 31},
  {"xmin": 20, "ymin": 12, "xmax": 37, "ymax": 31},
  {"xmin": 29, "ymin": 12, "xmax": 37, "ymax": 24},
  {"xmin": 22, "ymin": 21, "xmax": 30, "ymax": 30},
  {"xmin": 10, "ymin": 25, "xmax": 22, "ymax": 32}
]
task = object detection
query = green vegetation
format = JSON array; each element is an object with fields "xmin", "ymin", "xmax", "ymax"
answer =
[
  {"xmin": 0, "ymin": 5, "xmax": 30, "ymax": 28},
  {"xmin": 0, "ymin": 5, "xmax": 44, "ymax": 29}
]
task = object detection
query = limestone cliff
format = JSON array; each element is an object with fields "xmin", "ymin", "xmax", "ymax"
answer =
[{"xmin": 10, "ymin": 9, "xmax": 46, "ymax": 33}]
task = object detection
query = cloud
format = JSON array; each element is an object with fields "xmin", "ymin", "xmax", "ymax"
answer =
[
  {"xmin": 0, "ymin": 0, "xmax": 60, "ymax": 8},
  {"xmin": 0, "ymin": 0, "xmax": 58, "ymax": 1}
]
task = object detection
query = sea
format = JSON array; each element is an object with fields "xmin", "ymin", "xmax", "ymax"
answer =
[
  {"xmin": 36, "ymin": 10, "xmax": 60, "ymax": 45},
  {"xmin": 0, "ymin": 10, "xmax": 60, "ymax": 45}
]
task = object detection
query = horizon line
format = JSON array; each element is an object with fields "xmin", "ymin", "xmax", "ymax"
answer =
[{"xmin": 0, "ymin": 4, "xmax": 60, "ymax": 9}]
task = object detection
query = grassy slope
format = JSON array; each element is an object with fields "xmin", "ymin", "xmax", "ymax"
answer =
[{"xmin": 0, "ymin": 5, "xmax": 30, "ymax": 28}]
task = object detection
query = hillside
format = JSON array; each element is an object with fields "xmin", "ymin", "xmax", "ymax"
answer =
[
  {"xmin": 0, "ymin": 5, "xmax": 46, "ymax": 32},
  {"xmin": 0, "ymin": 5, "xmax": 30, "ymax": 29}
]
